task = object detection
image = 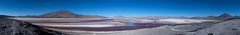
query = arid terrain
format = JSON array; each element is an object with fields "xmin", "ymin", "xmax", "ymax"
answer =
[
  {"xmin": 1, "ymin": 10, "xmax": 239, "ymax": 35},
  {"xmin": 4, "ymin": 10, "xmax": 238, "ymax": 35},
  {"xmin": 13, "ymin": 18, "xmax": 223, "ymax": 35},
  {"xmin": 1, "ymin": 0, "xmax": 240, "ymax": 35}
]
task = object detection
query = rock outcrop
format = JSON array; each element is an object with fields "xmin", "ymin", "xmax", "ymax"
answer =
[
  {"xmin": 0, "ymin": 18, "xmax": 64, "ymax": 35},
  {"xmin": 187, "ymin": 19, "xmax": 240, "ymax": 35}
]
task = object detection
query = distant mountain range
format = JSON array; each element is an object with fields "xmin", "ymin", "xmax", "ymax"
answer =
[
  {"xmin": 0, "ymin": 15, "xmax": 13, "ymax": 18},
  {"xmin": 18, "ymin": 10, "xmax": 106, "ymax": 18},
  {"xmin": 1, "ymin": 10, "xmax": 238, "ymax": 19},
  {"xmin": 191, "ymin": 13, "xmax": 240, "ymax": 20}
]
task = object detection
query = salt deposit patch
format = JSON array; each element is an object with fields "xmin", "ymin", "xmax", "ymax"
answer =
[
  {"xmin": 33, "ymin": 22, "xmax": 126, "ymax": 27},
  {"xmin": 158, "ymin": 19, "xmax": 217, "ymax": 24}
]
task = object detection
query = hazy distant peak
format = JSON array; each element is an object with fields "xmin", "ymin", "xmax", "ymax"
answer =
[
  {"xmin": 218, "ymin": 13, "xmax": 232, "ymax": 18},
  {"xmin": 47, "ymin": 10, "xmax": 77, "ymax": 15},
  {"xmin": 55, "ymin": 10, "xmax": 73, "ymax": 13}
]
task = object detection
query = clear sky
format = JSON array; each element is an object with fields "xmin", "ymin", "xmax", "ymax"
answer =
[{"xmin": 0, "ymin": 0, "xmax": 240, "ymax": 17}]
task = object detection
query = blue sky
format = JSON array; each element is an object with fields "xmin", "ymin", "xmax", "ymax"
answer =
[{"xmin": 0, "ymin": 0, "xmax": 240, "ymax": 17}]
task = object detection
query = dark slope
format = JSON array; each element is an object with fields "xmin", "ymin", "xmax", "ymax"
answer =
[{"xmin": 0, "ymin": 18, "xmax": 65, "ymax": 35}]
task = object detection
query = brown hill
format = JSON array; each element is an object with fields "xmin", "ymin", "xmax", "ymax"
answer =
[
  {"xmin": 41, "ymin": 10, "xmax": 105, "ymax": 18},
  {"xmin": 41, "ymin": 10, "xmax": 81, "ymax": 18},
  {"xmin": 19, "ymin": 10, "xmax": 106, "ymax": 18}
]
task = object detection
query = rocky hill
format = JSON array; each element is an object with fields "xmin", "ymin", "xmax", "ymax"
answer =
[
  {"xmin": 0, "ymin": 18, "xmax": 65, "ymax": 35},
  {"xmin": 41, "ymin": 10, "xmax": 105, "ymax": 18},
  {"xmin": 19, "ymin": 10, "xmax": 105, "ymax": 18},
  {"xmin": 41, "ymin": 10, "xmax": 81, "ymax": 18}
]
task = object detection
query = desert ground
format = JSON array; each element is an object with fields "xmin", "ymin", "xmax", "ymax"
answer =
[{"xmin": 14, "ymin": 18, "xmax": 222, "ymax": 35}]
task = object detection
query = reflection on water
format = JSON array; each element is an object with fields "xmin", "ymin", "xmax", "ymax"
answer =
[{"xmin": 127, "ymin": 22, "xmax": 137, "ymax": 26}]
